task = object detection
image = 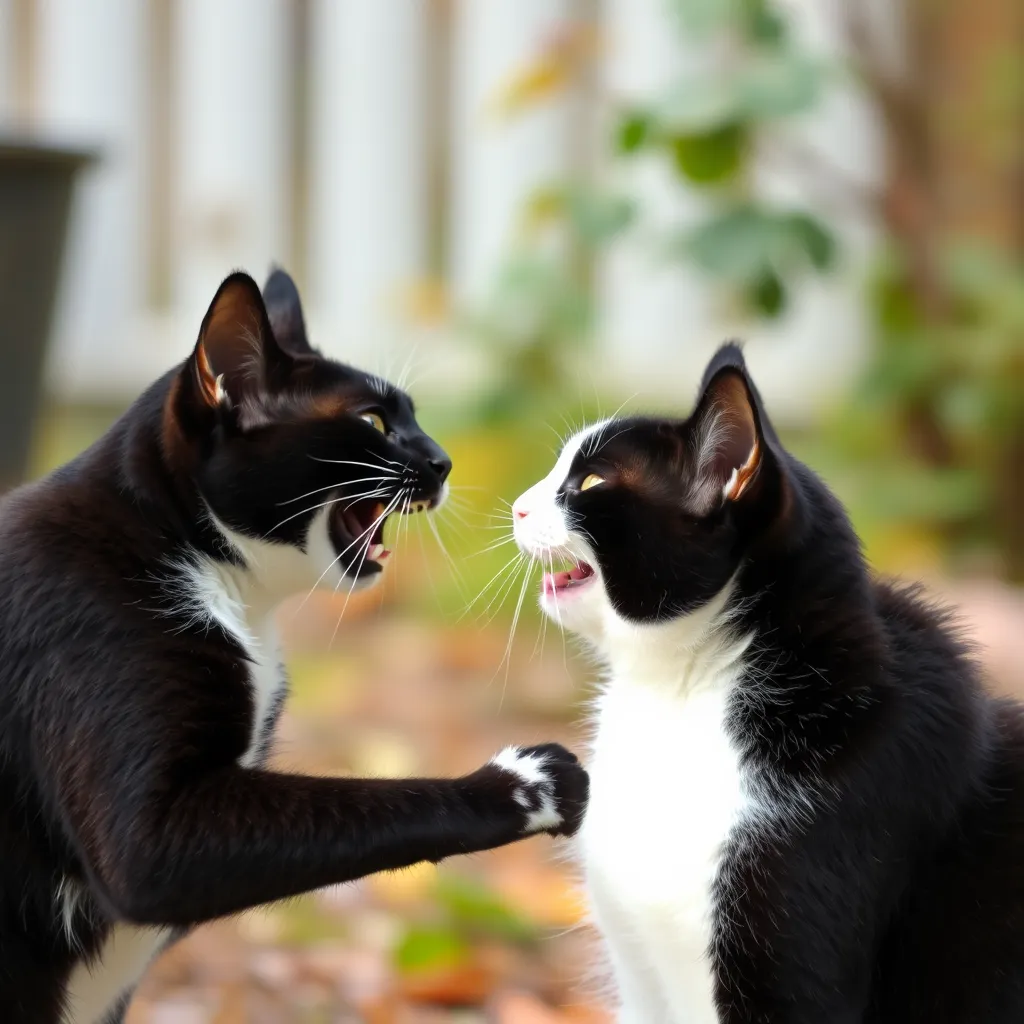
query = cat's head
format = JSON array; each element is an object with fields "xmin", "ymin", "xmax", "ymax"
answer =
[
  {"xmin": 165, "ymin": 270, "xmax": 450, "ymax": 593},
  {"xmin": 512, "ymin": 344, "xmax": 795, "ymax": 644}
]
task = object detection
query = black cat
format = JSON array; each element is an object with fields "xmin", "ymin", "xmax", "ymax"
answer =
[
  {"xmin": 512, "ymin": 343, "xmax": 1024, "ymax": 1023},
  {"xmin": 0, "ymin": 269, "xmax": 588, "ymax": 1023}
]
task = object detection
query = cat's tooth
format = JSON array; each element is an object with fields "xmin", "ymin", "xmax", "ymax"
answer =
[{"xmin": 368, "ymin": 543, "xmax": 385, "ymax": 561}]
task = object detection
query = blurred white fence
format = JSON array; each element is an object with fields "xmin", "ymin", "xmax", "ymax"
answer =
[{"xmin": 0, "ymin": 0, "xmax": 880, "ymax": 418}]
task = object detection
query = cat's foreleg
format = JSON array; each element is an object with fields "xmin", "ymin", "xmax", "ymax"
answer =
[{"xmin": 66, "ymin": 743, "xmax": 588, "ymax": 926}]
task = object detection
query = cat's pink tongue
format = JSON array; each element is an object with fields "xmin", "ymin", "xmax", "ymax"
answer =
[
  {"xmin": 543, "ymin": 564, "xmax": 590, "ymax": 595},
  {"xmin": 543, "ymin": 571, "xmax": 568, "ymax": 595}
]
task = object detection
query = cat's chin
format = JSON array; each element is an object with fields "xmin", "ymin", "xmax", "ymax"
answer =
[{"xmin": 539, "ymin": 567, "xmax": 606, "ymax": 641}]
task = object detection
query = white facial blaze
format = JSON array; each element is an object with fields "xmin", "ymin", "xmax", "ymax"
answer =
[{"xmin": 512, "ymin": 421, "xmax": 608, "ymax": 559}]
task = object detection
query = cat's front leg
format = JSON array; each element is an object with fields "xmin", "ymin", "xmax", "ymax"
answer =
[{"xmin": 67, "ymin": 742, "xmax": 588, "ymax": 927}]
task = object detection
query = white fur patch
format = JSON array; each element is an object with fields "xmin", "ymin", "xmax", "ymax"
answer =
[
  {"xmin": 177, "ymin": 551, "xmax": 285, "ymax": 768},
  {"xmin": 490, "ymin": 746, "xmax": 563, "ymax": 833},
  {"xmin": 582, "ymin": 627, "xmax": 753, "ymax": 1024}
]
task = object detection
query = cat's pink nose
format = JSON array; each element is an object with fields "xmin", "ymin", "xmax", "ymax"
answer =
[{"xmin": 513, "ymin": 505, "xmax": 529, "ymax": 520}]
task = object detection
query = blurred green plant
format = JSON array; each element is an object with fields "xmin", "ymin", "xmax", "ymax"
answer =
[
  {"xmin": 459, "ymin": 0, "xmax": 1024, "ymax": 581},
  {"xmin": 459, "ymin": 0, "xmax": 836, "ymax": 425},
  {"xmin": 455, "ymin": 183, "xmax": 634, "ymax": 427},
  {"xmin": 393, "ymin": 874, "xmax": 539, "ymax": 977},
  {"xmin": 625, "ymin": 0, "xmax": 837, "ymax": 317}
]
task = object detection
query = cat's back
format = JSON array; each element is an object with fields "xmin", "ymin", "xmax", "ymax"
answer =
[{"xmin": 866, "ymin": 582, "xmax": 1024, "ymax": 1020}]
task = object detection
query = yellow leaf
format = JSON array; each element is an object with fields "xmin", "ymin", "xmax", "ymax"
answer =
[
  {"xmin": 491, "ymin": 58, "xmax": 570, "ymax": 119},
  {"xmin": 488, "ymin": 23, "xmax": 601, "ymax": 120},
  {"xmin": 396, "ymin": 277, "xmax": 451, "ymax": 326}
]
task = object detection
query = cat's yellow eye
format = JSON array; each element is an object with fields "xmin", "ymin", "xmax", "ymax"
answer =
[
  {"xmin": 580, "ymin": 473, "xmax": 605, "ymax": 492},
  {"xmin": 361, "ymin": 412, "xmax": 386, "ymax": 433}
]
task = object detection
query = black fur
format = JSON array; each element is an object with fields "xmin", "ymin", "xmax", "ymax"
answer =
[
  {"xmin": 0, "ymin": 270, "xmax": 588, "ymax": 1022},
  {"xmin": 553, "ymin": 344, "xmax": 1024, "ymax": 1021}
]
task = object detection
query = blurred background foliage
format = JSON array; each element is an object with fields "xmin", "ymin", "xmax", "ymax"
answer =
[{"xmin": 455, "ymin": 0, "xmax": 1023, "ymax": 587}]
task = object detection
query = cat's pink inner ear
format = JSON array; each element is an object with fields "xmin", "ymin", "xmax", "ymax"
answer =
[
  {"xmin": 692, "ymin": 370, "xmax": 762, "ymax": 506},
  {"xmin": 724, "ymin": 436, "xmax": 761, "ymax": 501},
  {"xmin": 193, "ymin": 273, "xmax": 286, "ymax": 408}
]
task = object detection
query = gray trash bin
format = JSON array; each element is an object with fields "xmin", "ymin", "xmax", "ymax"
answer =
[{"xmin": 0, "ymin": 140, "xmax": 96, "ymax": 491}]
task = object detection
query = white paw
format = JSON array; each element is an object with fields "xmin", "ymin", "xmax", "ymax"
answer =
[{"xmin": 490, "ymin": 745, "xmax": 563, "ymax": 833}]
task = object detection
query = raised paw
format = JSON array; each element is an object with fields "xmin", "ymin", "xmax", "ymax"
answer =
[{"xmin": 489, "ymin": 743, "xmax": 589, "ymax": 838}]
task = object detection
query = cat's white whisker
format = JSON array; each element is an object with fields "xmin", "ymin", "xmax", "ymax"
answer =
[
  {"xmin": 495, "ymin": 555, "xmax": 533, "ymax": 708},
  {"xmin": 340, "ymin": 488, "xmax": 392, "ymax": 511},
  {"xmin": 267, "ymin": 495, "xmax": 350, "ymax": 534},
  {"xmin": 458, "ymin": 550, "xmax": 525, "ymax": 622},
  {"xmin": 290, "ymin": 490, "xmax": 404, "ymax": 617},
  {"xmin": 309, "ymin": 456, "xmax": 400, "ymax": 473},
  {"xmin": 478, "ymin": 553, "xmax": 529, "ymax": 627},
  {"xmin": 277, "ymin": 475, "xmax": 395, "ymax": 506},
  {"xmin": 469, "ymin": 535, "xmax": 516, "ymax": 558},
  {"xmin": 326, "ymin": 489, "xmax": 407, "ymax": 645}
]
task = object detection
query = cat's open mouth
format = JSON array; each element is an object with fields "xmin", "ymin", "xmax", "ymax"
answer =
[
  {"xmin": 333, "ymin": 496, "xmax": 434, "ymax": 576},
  {"xmin": 542, "ymin": 560, "xmax": 596, "ymax": 598}
]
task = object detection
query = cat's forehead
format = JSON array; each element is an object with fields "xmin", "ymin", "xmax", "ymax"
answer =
[
  {"xmin": 296, "ymin": 358, "xmax": 413, "ymax": 408},
  {"xmin": 554, "ymin": 416, "xmax": 684, "ymax": 481},
  {"xmin": 239, "ymin": 357, "xmax": 413, "ymax": 429}
]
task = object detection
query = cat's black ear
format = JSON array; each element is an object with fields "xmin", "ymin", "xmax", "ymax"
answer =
[
  {"xmin": 189, "ymin": 272, "xmax": 292, "ymax": 411},
  {"xmin": 687, "ymin": 347, "xmax": 770, "ymax": 510},
  {"xmin": 698, "ymin": 340, "xmax": 747, "ymax": 394},
  {"xmin": 262, "ymin": 266, "xmax": 314, "ymax": 356}
]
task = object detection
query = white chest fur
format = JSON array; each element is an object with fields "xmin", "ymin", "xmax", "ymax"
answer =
[
  {"xmin": 179, "ymin": 552, "xmax": 289, "ymax": 767},
  {"xmin": 580, "ymin": 667, "xmax": 752, "ymax": 1024}
]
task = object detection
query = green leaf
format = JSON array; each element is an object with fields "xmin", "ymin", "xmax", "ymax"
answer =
[
  {"xmin": 565, "ymin": 187, "xmax": 637, "ymax": 245},
  {"xmin": 670, "ymin": 123, "xmax": 747, "ymax": 184},
  {"xmin": 785, "ymin": 212, "xmax": 836, "ymax": 271},
  {"xmin": 684, "ymin": 205, "xmax": 837, "ymax": 282},
  {"xmin": 668, "ymin": 0, "xmax": 744, "ymax": 38},
  {"xmin": 742, "ymin": 0, "xmax": 788, "ymax": 44},
  {"xmin": 734, "ymin": 51, "xmax": 825, "ymax": 120},
  {"xmin": 435, "ymin": 875, "xmax": 538, "ymax": 943},
  {"xmin": 685, "ymin": 206, "xmax": 775, "ymax": 280},
  {"xmin": 617, "ymin": 111, "xmax": 651, "ymax": 153},
  {"xmin": 393, "ymin": 925, "xmax": 469, "ymax": 974},
  {"xmin": 747, "ymin": 270, "xmax": 786, "ymax": 317},
  {"xmin": 655, "ymin": 77, "xmax": 742, "ymax": 133}
]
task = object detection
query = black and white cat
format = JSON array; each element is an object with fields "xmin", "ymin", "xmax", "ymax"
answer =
[
  {"xmin": 512, "ymin": 343, "xmax": 1024, "ymax": 1023},
  {"xmin": 0, "ymin": 269, "xmax": 588, "ymax": 1024}
]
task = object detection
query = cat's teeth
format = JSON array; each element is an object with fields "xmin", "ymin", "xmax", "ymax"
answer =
[{"xmin": 368, "ymin": 543, "xmax": 385, "ymax": 561}]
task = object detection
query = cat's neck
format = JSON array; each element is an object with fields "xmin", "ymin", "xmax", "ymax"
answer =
[
  {"xmin": 201, "ymin": 507, "xmax": 334, "ymax": 622},
  {"xmin": 598, "ymin": 582, "xmax": 754, "ymax": 697}
]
